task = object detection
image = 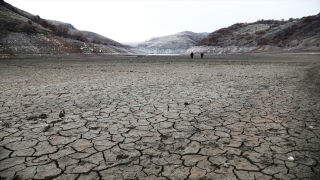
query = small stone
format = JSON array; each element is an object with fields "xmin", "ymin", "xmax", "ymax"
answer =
[
  {"xmin": 288, "ymin": 156, "xmax": 294, "ymax": 161},
  {"xmin": 309, "ymin": 126, "xmax": 314, "ymax": 129},
  {"xmin": 224, "ymin": 163, "xmax": 230, "ymax": 168}
]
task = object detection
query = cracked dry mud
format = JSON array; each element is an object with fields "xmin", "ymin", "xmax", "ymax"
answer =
[{"xmin": 0, "ymin": 54, "xmax": 319, "ymax": 180}]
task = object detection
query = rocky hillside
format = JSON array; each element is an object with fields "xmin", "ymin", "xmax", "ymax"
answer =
[
  {"xmin": 196, "ymin": 14, "xmax": 320, "ymax": 50},
  {"xmin": 0, "ymin": 1, "xmax": 133, "ymax": 56},
  {"xmin": 133, "ymin": 31, "xmax": 209, "ymax": 54}
]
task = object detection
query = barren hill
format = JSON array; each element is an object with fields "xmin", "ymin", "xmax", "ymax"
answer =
[
  {"xmin": 133, "ymin": 31, "xmax": 209, "ymax": 54},
  {"xmin": 46, "ymin": 20, "xmax": 124, "ymax": 47},
  {"xmin": 0, "ymin": 1, "xmax": 133, "ymax": 56},
  {"xmin": 188, "ymin": 14, "xmax": 320, "ymax": 54}
]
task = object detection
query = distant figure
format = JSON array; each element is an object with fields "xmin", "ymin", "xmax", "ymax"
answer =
[
  {"xmin": 190, "ymin": 52, "xmax": 194, "ymax": 59},
  {"xmin": 59, "ymin": 110, "xmax": 65, "ymax": 119},
  {"xmin": 201, "ymin": 52, "xmax": 204, "ymax": 59}
]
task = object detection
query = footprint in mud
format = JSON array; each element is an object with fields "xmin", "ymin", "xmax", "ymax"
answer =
[
  {"xmin": 286, "ymin": 141, "xmax": 295, "ymax": 147},
  {"xmin": 2, "ymin": 122, "xmax": 10, "ymax": 128},
  {"xmin": 27, "ymin": 116, "xmax": 38, "ymax": 121},
  {"xmin": 209, "ymin": 142, "xmax": 219, "ymax": 148},
  {"xmin": 268, "ymin": 128, "xmax": 278, "ymax": 132},
  {"xmin": 255, "ymin": 130, "xmax": 269, "ymax": 136},
  {"xmin": 211, "ymin": 163, "xmax": 221, "ymax": 169},
  {"xmin": 116, "ymin": 154, "xmax": 129, "ymax": 159},
  {"xmin": 239, "ymin": 143, "xmax": 252, "ymax": 151},
  {"xmin": 160, "ymin": 134, "xmax": 170, "ymax": 140},
  {"xmin": 176, "ymin": 146, "xmax": 186, "ymax": 151},
  {"xmin": 259, "ymin": 156, "xmax": 273, "ymax": 165}
]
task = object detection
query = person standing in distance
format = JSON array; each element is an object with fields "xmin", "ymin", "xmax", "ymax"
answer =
[{"xmin": 190, "ymin": 52, "xmax": 194, "ymax": 59}]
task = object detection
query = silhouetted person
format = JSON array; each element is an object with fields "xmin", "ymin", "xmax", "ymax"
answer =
[
  {"xmin": 190, "ymin": 52, "xmax": 194, "ymax": 59},
  {"xmin": 201, "ymin": 52, "xmax": 204, "ymax": 59},
  {"xmin": 59, "ymin": 110, "xmax": 65, "ymax": 119}
]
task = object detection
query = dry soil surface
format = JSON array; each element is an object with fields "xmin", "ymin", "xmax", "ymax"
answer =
[{"xmin": 0, "ymin": 54, "xmax": 320, "ymax": 180}]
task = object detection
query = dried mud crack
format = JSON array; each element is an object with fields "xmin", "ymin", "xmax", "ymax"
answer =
[{"xmin": 0, "ymin": 54, "xmax": 319, "ymax": 180}]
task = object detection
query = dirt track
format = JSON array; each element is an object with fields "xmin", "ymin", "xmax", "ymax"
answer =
[{"xmin": 0, "ymin": 54, "xmax": 320, "ymax": 180}]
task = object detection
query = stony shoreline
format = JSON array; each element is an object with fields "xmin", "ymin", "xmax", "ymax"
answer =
[{"xmin": 1, "ymin": 54, "xmax": 319, "ymax": 179}]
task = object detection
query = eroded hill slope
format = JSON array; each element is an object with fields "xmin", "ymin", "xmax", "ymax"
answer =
[
  {"xmin": 0, "ymin": 1, "xmax": 134, "ymax": 56},
  {"xmin": 191, "ymin": 15, "xmax": 320, "ymax": 54}
]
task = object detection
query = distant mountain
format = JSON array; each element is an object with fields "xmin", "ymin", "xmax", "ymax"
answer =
[
  {"xmin": 190, "ymin": 14, "xmax": 320, "ymax": 54},
  {"xmin": 133, "ymin": 31, "xmax": 209, "ymax": 54},
  {"xmin": 0, "ymin": 0, "xmax": 133, "ymax": 55}
]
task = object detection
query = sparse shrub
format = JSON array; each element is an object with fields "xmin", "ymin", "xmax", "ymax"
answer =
[
  {"xmin": 259, "ymin": 19, "xmax": 279, "ymax": 25},
  {"xmin": 37, "ymin": 20, "xmax": 57, "ymax": 32},
  {"xmin": 217, "ymin": 42, "xmax": 223, "ymax": 46},
  {"xmin": 38, "ymin": 19, "xmax": 49, "ymax": 28},
  {"xmin": 255, "ymin": 30, "xmax": 266, "ymax": 35},
  {"xmin": 228, "ymin": 23, "xmax": 244, "ymax": 31},
  {"xmin": 55, "ymin": 24, "xmax": 69, "ymax": 37},
  {"xmin": 47, "ymin": 23, "xmax": 56, "ymax": 32},
  {"xmin": 31, "ymin": 16, "xmax": 56, "ymax": 32},
  {"xmin": 296, "ymin": 23, "xmax": 308, "ymax": 29},
  {"xmin": 245, "ymin": 36, "xmax": 253, "ymax": 40},
  {"xmin": 33, "ymin": 15, "xmax": 41, "ymax": 21},
  {"xmin": 92, "ymin": 38, "xmax": 103, "ymax": 44},
  {"xmin": 272, "ymin": 38, "xmax": 280, "ymax": 44},
  {"xmin": 282, "ymin": 27, "xmax": 295, "ymax": 37},
  {"xmin": 236, "ymin": 34, "xmax": 244, "ymax": 39},
  {"xmin": 302, "ymin": 15, "xmax": 320, "ymax": 23},
  {"xmin": 257, "ymin": 38, "xmax": 270, "ymax": 45},
  {"xmin": 71, "ymin": 32, "xmax": 88, "ymax": 42},
  {"xmin": 19, "ymin": 22, "xmax": 36, "ymax": 33},
  {"xmin": 209, "ymin": 33, "xmax": 221, "ymax": 41}
]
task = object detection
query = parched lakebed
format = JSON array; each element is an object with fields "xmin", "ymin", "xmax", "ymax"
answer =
[{"xmin": 0, "ymin": 54, "xmax": 320, "ymax": 179}]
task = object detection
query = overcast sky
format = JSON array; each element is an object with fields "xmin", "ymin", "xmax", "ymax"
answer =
[{"xmin": 7, "ymin": 0, "xmax": 320, "ymax": 43}]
